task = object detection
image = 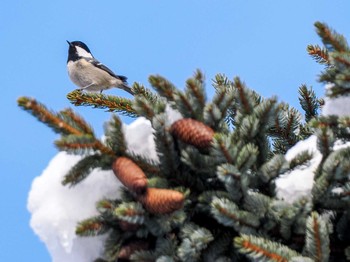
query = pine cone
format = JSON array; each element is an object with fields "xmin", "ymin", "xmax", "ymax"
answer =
[
  {"xmin": 138, "ymin": 188, "xmax": 185, "ymax": 214},
  {"xmin": 118, "ymin": 240, "xmax": 149, "ymax": 260},
  {"xmin": 112, "ymin": 157, "xmax": 147, "ymax": 194},
  {"xmin": 170, "ymin": 118, "xmax": 214, "ymax": 149}
]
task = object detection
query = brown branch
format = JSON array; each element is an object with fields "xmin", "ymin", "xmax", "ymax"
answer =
[
  {"xmin": 187, "ymin": 79, "xmax": 206, "ymax": 107},
  {"xmin": 217, "ymin": 206, "xmax": 257, "ymax": 228},
  {"xmin": 313, "ymin": 215, "xmax": 323, "ymax": 262},
  {"xmin": 234, "ymin": 78, "xmax": 251, "ymax": 114},
  {"xmin": 323, "ymin": 28, "xmax": 345, "ymax": 52},
  {"xmin": 307, "ymin": 45, "xmax": 330, "ymax": 64},
  {"xmin": 61, "ymin": 108, "xmax": 94, "ymax": 134},
  {"xmin": 18, "ymin": 97, "xmax": 115, "ymax": 156},
  {"xmin": 219, "ymin": 141, "xmax": 233, "ymax": 164},
  {"xmin": 67, "ymin": 90, "xmax": 137, "ymax": 117},
  {"xmin": 333, "ymin": 55, "xmax": 350, "ymax": 67},
  {"xmin": 56, "ymin": 140, "xmax": 115, "ymax": 156},
  {"xmin": 178, "ymin": 92, "xmax": 196, "ymax": 116},
  {"xmin": 18, "ymin": 97, "xmax": 82, "ymax": 135},
  {"xmin": 240, "ymin": 239, "xmax": 288, "ymax": 262}
]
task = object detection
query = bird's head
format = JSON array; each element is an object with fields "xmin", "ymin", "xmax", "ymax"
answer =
[{"xmin": 67, "ymin": 40, "xmax": 93, "ymax": 62}]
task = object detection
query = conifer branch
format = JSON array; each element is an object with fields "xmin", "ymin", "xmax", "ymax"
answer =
[
  {"xmin": 133, "ymin": 96, "xmax": 157, "ymax": 119},
  {"xmin": 67, "ymin": 90, "xmax": 137, "ymax": 117},
  {"xmin": 76, "ymin": 216, "xmax": 109, "ymax": 236},
  {"xmin": 132, "ymin": 83, "xmax": 166, "ymax": 120},
  {"xmin": 315, "ymin": 127, "xmax": 334, "ymax": 157},
  {"xmin": 305, "ymin": 212, "xmax": 330, "ymax": 262},
  {"xmin": 216, "ymin": 163, "xmax": 241, "ymax": 184},
  {"xmin": 96, "ymin": 141, "xmax": 116, "ymax": 156},
  {"xmin": 60, "ymin": 108, "xmax": 94, "ymax": 135},
  {"xmin": 55, "ymin": 135, "xmax": 102, "ymax": 154},
  {"xmin": 104, "ymin": 230, "xmax": 124, "ymax": 261},
  {"xmin": 178, "ymin": 223, "xmax": 214, "ymax": 261},
  {"xmin": 289, "ymin": 150, "xmax": 313, "ymax": 170},
  {"xmin": 57, "ymin": 135, "xmax": 114, "ymax": 156},
  {"xmin": 186, "ymin": 80, "xmax": 205, "ymax": 106},
  {"xmin": 96, "ymin": 199, "xmax": 117, "ymax": 214},
  {"xmin": 176, "ymin": 91, "xmax": 197, "ymax": 118},
  {"xmin": 205, "ymin": 83, "xmax": 236, "ymax": 129},
  {"xmin": 211, "ymin": 197, "xmax": 260, "ymax": 229},
  {"xmin": 149, "ymin": 75, "xmax": 177, "ymax": 101},
  {"xmin": 270, "ymin": 105, "xmax": 301, "ymax": 153},
  {"xmin": 314, "ymin": 22, "xmax": 349, "ymax": 52},
  {"xmin": 285, "ymin": 109, "xmax": 299, "ymax": 140},
  {"xmin": 193, "ymin": 68, "xmax": 205, "ymax": 84},
  {"xmin": 307, "ymin": 45, "xmax": 330, "ymax": 65},
  {"xmin": 254, "ymin": 98, "xmax": 278, "ymax": 129},
  {"xmin": 215, "ymin": 136, "xmax": 234, "ymax": 164},
  {"xmin": 298, "ymin": 85, "xmax": 320, "ymax": 122},
  {"xmin": 214, "ymin": 87, "xmax": 226, "ymax": 106},
  {"xmin": 114, "ymin": 202, "xmax": 145, "ymax": 225},
  {"xmin": 313, "ymin": 216, "xmax": 322, "ymax": 261},
  {"xmin": 236, "ymin": 143, "xmax": 258, "ymax": 172},
  {"xmin": 153, "ymin": 114, "xmax": 180, "ymax": 176},
  {"xmin": 233, "ymin": 77, "xmax": 252, "ymax": 114},
  {"xmin": 18, "ymin": 97, "xmax": 116, "ymax": 156},
  {"xmin": 204, "ymin": 104, "xmax": 221, "ymax": 128},
  {"xmin": 186, "ymin": 70, "xmax": 206, "ymax": 108},
  {"xmin": 213, "ymin": 73, "xmax": 231, "ymax": 87},
  {"xmin": 234, "ymin": 234, "xmax": 301, "ymax": 262},
  {"xmin": 235, "ymin": 238, "xmax": 286, "ymax": 262},
  {"xmin": 126, "ymin": 153, "xmax": 161, "ymax": 174},
  {"xmin": 104, "ymin": 115, "xmax": 127, "ymax": 155},
  {"xmin": 18, "ymin": 97, "xmax": 82, "ymax": 135},
  {"xmin": 62, "ymin": 154, "xmax": 114, "ymax": 186},
  {"xmin": 332, "ymin": 52, "xmax": 350, "ymax": 67},
  {"xmin": 132, "ymin": 82, "xmax": 162, "ymax": 104},
  {"xmin": 259, "ymin": 154, "xmax": 288, "ymax": 182}
]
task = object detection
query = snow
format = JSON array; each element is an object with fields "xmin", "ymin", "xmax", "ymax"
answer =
[
  {"xmin": 28, "ymin": 110, "xmax": 181, "ymax": 262},
  {"xmin": 322, "ymin": 95, "xmax": 350, "ymax": 116},
  {"xmin": 322, "ymin": 84, "xmax": 350, "ymax": 117},
  {"xmin": 28, "ymin": 153, "xmax": 120, "ymax": 261},
  {"xmin": 27, "ymin": 119, "xmax": 153, "ymax": 261},
  {"xmin": 276, "ymin": 86, "xmax": 350, "ymax": 202},
  {"xmin": 275, "ymin": 135, "xmax": 321, "ymax": 202},
  {"xmin": 122, "ymin": 117, "xmax": 158, "ymax": 161}
]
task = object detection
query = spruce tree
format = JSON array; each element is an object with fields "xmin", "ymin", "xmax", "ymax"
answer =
[{"xmin": 18, "ymin": 22, "xmax": 350, "ymax": 261}]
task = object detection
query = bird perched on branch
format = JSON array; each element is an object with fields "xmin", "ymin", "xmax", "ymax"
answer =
[{"xmin": 66, "ymin": 40, "xmax": 133, "ymax": 95}]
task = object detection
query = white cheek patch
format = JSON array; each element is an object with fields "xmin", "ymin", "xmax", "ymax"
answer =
[{"xmin": 76, "ymin": 46, "xmax": 93, "ymax": 58}]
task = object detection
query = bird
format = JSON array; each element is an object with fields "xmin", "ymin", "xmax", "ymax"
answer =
[{"xmin": 66, "ymin": 40, "xmax": 133, "ymax": 95}]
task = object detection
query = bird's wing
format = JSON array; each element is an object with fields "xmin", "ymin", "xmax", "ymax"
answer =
[{"xmin": 87, "ymin": 58, "xmax": 128, "ymax": 83}]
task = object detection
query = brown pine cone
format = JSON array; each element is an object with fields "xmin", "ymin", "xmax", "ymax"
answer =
[
  {"xmin": 112, "ymin": 157, "xmax": 147, "ymax": 194},
  {"xmin": 138, "ymin": 188, "xmax": 185, "ymax": 214},
  {"xmin": 118, "ymin": 240, "xmax": 149, "ymax": 260},
  {"xmin": 170, "ymin": 118, "xmax": 214, "ymax": 149}
]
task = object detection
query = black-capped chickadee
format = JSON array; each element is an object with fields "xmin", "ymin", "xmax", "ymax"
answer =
[{"xmin": 66, "ymin": 41, "xmax": 133, "ymax": 95}]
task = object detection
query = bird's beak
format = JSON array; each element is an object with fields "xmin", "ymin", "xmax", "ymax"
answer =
[{"xmin": 66, "ymin": 40, "xmax": 72, "ymax": 46}]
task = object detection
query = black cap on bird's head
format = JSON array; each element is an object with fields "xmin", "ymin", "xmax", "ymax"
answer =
[{"xmin": 67, "ymin": 40, "xmax": 93, "ymax": 62}]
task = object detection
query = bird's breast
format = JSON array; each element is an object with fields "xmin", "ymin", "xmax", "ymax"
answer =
[{"xmin": 67, "ymin": 59, "xmax": 119, "ymax": 90}]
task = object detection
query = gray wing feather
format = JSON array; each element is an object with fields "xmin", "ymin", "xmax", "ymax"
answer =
[{"xmin": 87, "ymin": 58, "xmax": 128, "ymax": 83}]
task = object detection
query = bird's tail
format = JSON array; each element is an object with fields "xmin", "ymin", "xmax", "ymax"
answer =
[{"xmin": 120, "ymin": 83, "xmax": 134, "ymax": 95}]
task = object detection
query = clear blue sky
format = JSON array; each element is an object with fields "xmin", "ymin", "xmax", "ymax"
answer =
[{"xmin": 2, "ymin": 1, "xmax": 350, "ymax": 261}]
